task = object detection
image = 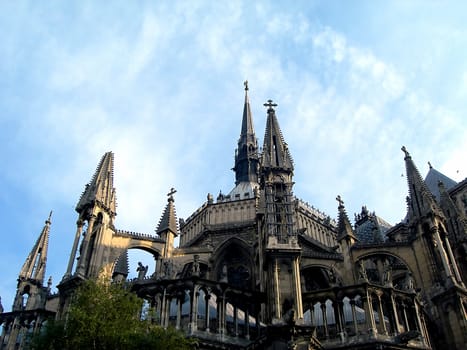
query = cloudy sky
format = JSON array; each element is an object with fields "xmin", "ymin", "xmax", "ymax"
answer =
[{"xmin": 1, "ymin": 1, "xmax": 466, "ymax": 309}]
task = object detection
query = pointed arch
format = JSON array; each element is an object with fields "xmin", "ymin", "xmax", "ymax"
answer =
[{"xmin": 211, "ymin": 237, "xmax": 254, "ymax": 290}]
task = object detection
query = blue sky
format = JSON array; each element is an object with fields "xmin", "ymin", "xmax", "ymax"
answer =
[{"xmin": 1, "ymin": 1, "xmax": 466, "ymax": 309}]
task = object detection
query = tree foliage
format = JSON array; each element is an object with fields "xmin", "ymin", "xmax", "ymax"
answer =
[{"xmin": 29, "ymin": 279, "xmax": 195, "ymax": 350}]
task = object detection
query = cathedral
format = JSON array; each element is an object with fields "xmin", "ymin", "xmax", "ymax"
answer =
[{"xmin": 1, "ymin": 83, "xmax": 466, "ymax": 349}]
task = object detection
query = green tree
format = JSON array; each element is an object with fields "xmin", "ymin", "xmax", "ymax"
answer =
[{"xmin": 29, "ymin": 280, "xmax": 195, "ymax": 350}]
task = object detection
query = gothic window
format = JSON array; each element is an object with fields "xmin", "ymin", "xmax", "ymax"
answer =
[
  {"xmin": 216, "ymin": 242, "xmax": 252, "ymax": 290},
  {"xmin": 302, "ymin": 267, "xmax": 331, "ymax": 291},
  {"xmin": 22, "ymin": 293, "xmax": 29, "ymax": 309}
]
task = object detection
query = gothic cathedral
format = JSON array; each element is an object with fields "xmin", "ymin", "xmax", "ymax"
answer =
[{"xmin": 1, "ymin": 83, "xmax": 467, "ymax": 349}]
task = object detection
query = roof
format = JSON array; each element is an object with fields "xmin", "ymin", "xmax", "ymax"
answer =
[{"xmin": 424, "ymin": 165, "xmax": 458, "ymax": 201}]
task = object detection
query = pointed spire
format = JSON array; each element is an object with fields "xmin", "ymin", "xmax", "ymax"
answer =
[
  {"xmin": 402, "ymin": 146, "xmax": 443, "ymax": 219},
  {"xmin": 240, "ymin": 80, "xmax": 255, "ymax": 145},
  {"xmin": 113, "ymin": 250, "xmax": 129, "ymax": 278},
  {"xmin": 156, "ymin": 188, "xmax": 179, "ymax": 236},
  {"xmin": 233, "ymin": 81, "xmax": 259, "ymax": 184},
  {"xmin": 76, "ymin": 152, "xmax": 117, "ymax": 216},
  {"xmin": 261, "ymin": 100, "xmax": 294, "ymax": 171},
  {"xmin": 19, "ymin": 211, "xmax": 52, "ymax": 284},
  {"xmin": 336, "ymin": 196, "xmax": 357, "ymax": 242}
]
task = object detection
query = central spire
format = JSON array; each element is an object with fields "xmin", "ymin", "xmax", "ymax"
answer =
[
  {"xmin": 233, "ymin": 81, "xmax": 259, "ymax": 185},
  {"xmin": 261, "ymin": 100, "xmax": 294, "ymax": 172}
]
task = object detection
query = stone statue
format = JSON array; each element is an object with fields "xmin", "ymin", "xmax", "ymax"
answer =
[
  {"xmin": 137, "ymin": 262, "xmax": 148, "ymax": 280},
  {"xmin": 404, "ymin": 272, "xmax": 415, "ymax": 291},
  {"xmin": 220, "ymin": 263, "xmax": 228, "ymax": 283},
  {"xmin": 382, "ymin": 260, "xmax": 392, "ymax": 287},
  {"xmin": 358, "ymin": 260, "xmax": 368, "ymax": 281},
  {"xmin": 192, "ymin": 255, "xmax": 200, "ymax": 276},
  {"xmin": 328, "ymin": 267, "xmax": 338, "ymax": 286}
]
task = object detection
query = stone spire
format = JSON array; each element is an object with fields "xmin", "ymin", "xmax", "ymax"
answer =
[
  {"xmin": 260, "ymin": 100, "xmax": 295, "ymax": 242},
  {"xmin": 261, "ymin": 100, "xmax": 294, "ymax": 172},
  {"xmin": 157, "ymin": 188, "xmax": 179, "ymax": 236},
  {"xmin": 233, "ymin": 80, "xmax": 259, "ymax": 185},
  {"xmin": 76, "ymin": 152, "xmax": 116, "ymax": 216},
  {"xmin": 113, "ymin": 250, "xmax": 129, "ymax": 281},
  {"xmin": 402, "ymin": 146, "xmax": 443, "ymax": 220},
  {"xmin": 18, "ymin": 212, "xmax": 52, "ymax": 284},
  {"xmin": 336, "ymin": 196, "xmax": 357, "ymax": 243},
  {"xmin": 157, "ymin": 189, "xmax": 179, "ymax": 260}
]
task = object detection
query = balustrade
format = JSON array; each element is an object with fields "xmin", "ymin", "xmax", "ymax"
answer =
[{"xmin": 302, "ymin": 284, "xmax": 430, "ymax": 348}]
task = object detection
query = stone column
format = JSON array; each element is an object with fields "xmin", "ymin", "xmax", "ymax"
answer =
[
  {"xmin": 375, "ymin": 292, "xmax": 387, "ymax": 335},
  {"xmin": 176, "ymin": 297, "xmax": 182, "ymax": 330},
  {"xmin": 255, "ymin": 310, "xmax": 260, "ymax": 338},
  {"xmin": 233, "ymin": 305, "xmax": 238, "ymax": 336},
  {"xmin": 164, "ymin": 297, "xmax": 172, "ymax": 328},
  {"xmin": 401, "ymin": 302, "xmax": 410, "ymax": 331},
  {"xmin": 160, "ymin": 289, "xmax": 167, "ymax": 327},
  {"xmin": 273, "ymin": 258, "xmax": 281, "ymax": 320},
  {"xmin": 362, "ymin": 292, "xmax": 377, "ymax": 337},
  {"xmin": 245, "ymin": 308, "xmax": 250, "ymax": 339},
  {"xmin": 321, "ymin": 302, "xmax": 329, "ymax": 339},
  {"xmin": 217, "ymin": 296, "xmax": 225, "ymax": 335},
  {"xmin": 77, "ymin": 214, "xmax": 96, "ymax": 275},
  {"xmin": 292, "ymin": 256, "xmax": 304, "ymax": 320},
  {"xmin": 442, "ymin": 234, "xmax": 464, "ymax": 285},
  {"xmin": 432, "ymin": 226, "xmax": 454, "ymax": 281},
  {"xmin": 350, "ymin": 299, "xmax": 359, "ymax": 335},
  {"xmin": 64, "ymin": 220, "xmax": 84, "ymax": 278},
  {"xmin": 189, "ymin": 287, "xmax": 199, "ymax": 333},
  {"xmin": 333, "ymin": 300, "xmax": 343, "ymax": 335},
  {"xmin": 204, "ymin": 293, "xmax": 210, "ymax": 332},
  {"xmin": 390, "ymin": 293, "xmax": 401, "ymax": 335},
  {"xmin": 413, "ymin": 300, "xmax": 424, "ymax": 335}
]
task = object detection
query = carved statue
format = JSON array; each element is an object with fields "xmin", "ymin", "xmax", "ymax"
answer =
[
  {"xmin": 137, "ymin": 262, "xmax": 148, "ymax": 280},
  {"xmin": 404, "ymin": 272, "xmax": 415, "ymax": 291},
  {"xmin": 328, "ymin": 267, "xmax": 339, "ymax": 286},
  {"xmin": 220, "ymin": 263, "xmax": 228, "ymax": 283},
  {"xmin": 358, "ymin": 260, "xmax": 368, "ymax": 281},
  {"xmin": 192, "ymin": 255, "xmax": 200, "ymax": 276},
  {"xmin": 382, "ymin": 259, "xmax": 392, "ymax": 286}
]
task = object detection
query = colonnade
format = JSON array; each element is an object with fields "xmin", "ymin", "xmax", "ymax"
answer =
[
  {"xmin": 0, "ymin": 314, "xmax": 46, "ymax": 350},
  {"xmin": 133, "ymin": 279, "xmax": 265, "ymax": 341},
  {"xmin": 302, "ymin": 284, "xmax": 431, "ymax": 348}
]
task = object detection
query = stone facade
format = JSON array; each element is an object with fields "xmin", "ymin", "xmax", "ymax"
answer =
[{"xmin": 1, "ymin": 84, "xmax": 467, "ymax": 349}]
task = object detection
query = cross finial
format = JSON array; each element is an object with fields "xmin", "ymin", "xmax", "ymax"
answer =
[
  {"xmin": 167, "ymin": 188, "xmax": 177, "ymax": 201},
  {"xmin": 336, "ymin": 195, "xmax": 344, "ymax": 207},
  {"xmin": 244, "ymin": 80, "xmax": 249, "ymax": 91},
  {"xmin": 263, "ymin": 99, "xmax": 277, "ymax": 111},
  {"xmin": 401, "ymin": 146, "xmax": 410, "ymax": 158}
]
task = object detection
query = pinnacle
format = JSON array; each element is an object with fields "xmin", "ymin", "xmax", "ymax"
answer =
[
  {"xmin": 76, "ymin": 152, "xmax": 117, "ymax": 215},
  {"xmin": 156, "ymin": 189, "xmax": 179, "ymax": 236}
]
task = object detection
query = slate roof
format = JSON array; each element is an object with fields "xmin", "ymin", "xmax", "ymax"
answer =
[{"xmin": 424, "ymin": 165, "xmax": 458, "ymax": 201}]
